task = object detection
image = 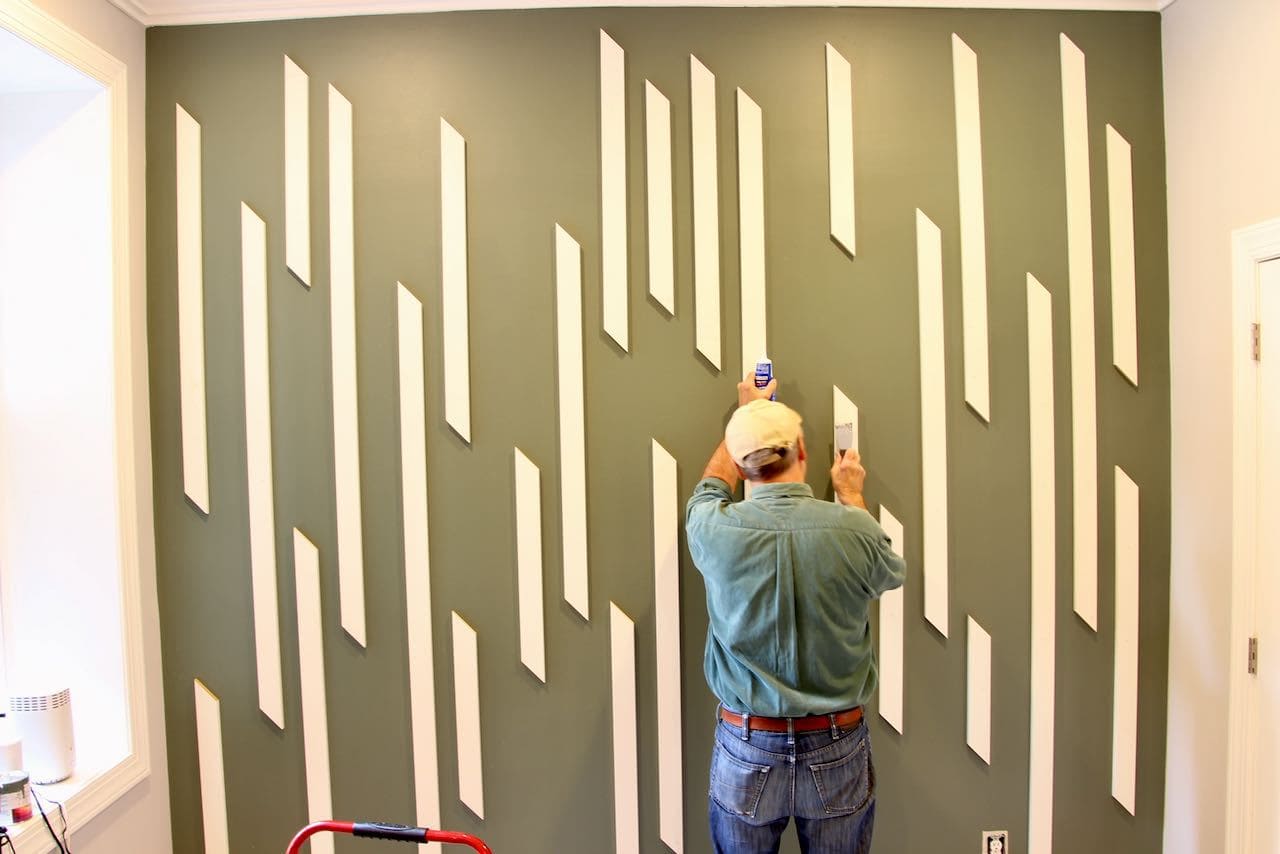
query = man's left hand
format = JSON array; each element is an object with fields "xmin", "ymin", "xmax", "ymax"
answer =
[{"xmin": 832, "ymin": 449, "xmax": 868, "ymax": 509}]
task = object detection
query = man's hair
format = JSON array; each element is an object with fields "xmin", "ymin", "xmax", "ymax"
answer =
[{"xmin": 739, "ymin": 446, "xmax": 793, "ymax": 481}]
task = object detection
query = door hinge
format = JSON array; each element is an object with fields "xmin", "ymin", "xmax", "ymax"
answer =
[
  {"xmin": 1253, "ymin": 323, "xmax": 1262, "ymax": 362},
  {"xmin": 1248, "ymin": 636, "xmax": 1259, "ymax": 675}
]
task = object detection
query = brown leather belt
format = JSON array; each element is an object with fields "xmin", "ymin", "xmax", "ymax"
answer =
[{"xmin": 718, "ymin": 706, "xmax": 863, "ymax": 733}]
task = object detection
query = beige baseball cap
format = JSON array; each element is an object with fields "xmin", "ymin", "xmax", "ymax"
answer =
[{"xmin": 724, "ymin": 399, "xmax": 804, "ymax": 468}]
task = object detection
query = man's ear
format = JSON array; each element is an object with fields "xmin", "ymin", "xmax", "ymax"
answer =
[{"xmin": 797, "ymin": 433, "xmax": 807, "ymax": 463}]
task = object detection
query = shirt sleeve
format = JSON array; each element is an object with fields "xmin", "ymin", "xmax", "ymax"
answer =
[
  {"xmin": 685, "ymin": 477, "xmax": 732, "ymax": 526},
  {"xmin": 684, "ymin": 477, "xmax": 733, "ymax": 569},
  {"xmin": 859, "ymin": 528, "xmax": 907, "ymax": 597},
  {"xmin": 839, "ymin": 509, "xmax": 907, "ymax": 598}
]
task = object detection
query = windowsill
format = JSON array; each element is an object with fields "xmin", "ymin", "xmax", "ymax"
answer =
[{"xmin": 7, "ymin": 751, "xmax": 147, "ymax": 853}]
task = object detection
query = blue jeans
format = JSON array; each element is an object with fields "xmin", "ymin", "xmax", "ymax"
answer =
[{"xmin": 708, "ymin": 715, "xmax": 876, "ymax": 854}]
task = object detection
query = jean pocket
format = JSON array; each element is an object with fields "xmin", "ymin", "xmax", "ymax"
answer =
[
  {"xmin": 709, "ymin": 743, "xmax": 771, "ymax": 818},
  {"xmin": 808, "ymin": 733, "xmax": 874, "ymax": 816}
]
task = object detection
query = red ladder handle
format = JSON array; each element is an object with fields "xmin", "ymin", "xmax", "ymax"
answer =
[
  {"xmin": 286, "ymin": 821, "xmax": 355, "ymax": 854},
  {"xmin": 286, "ymin": 821, "xmax": 493, "ymax": 854},
  {"xmin": 427, "ymin": 830, "xmax": 494, "ymax": 852}
]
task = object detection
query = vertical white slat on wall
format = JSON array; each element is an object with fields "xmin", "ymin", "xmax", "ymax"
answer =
[
  {"xmin": 1026, "ymin": 274, "xmax": 1057, "ymax": 854},
  {"xmin": 1060, "ymin": 34, "xmax": 1099, "ymax": 631},
  {"xmin": 825, "ymin": 43, "xmax": 855, "ymax": 256},
  {"xmin": 555, "ymin": 225, "xmax": 590, "ymax": 620},
  {"xmin": 397, "ymin": 283, "xmax": 442, "ymax": 848},
  {"xmin": 441, "ymin": 118, "xmax": 472, "ymax": 443},
  {"xmin": 240, "ymin": 203, "xmax": 284, "ymax": 729},
  {"xmin": 737, "ymin": 88, "xmax": 767, "ymax": 378},
  {"xmin": 916, "ymin": 209, "xmax": 949, "ymax": 638},
  {"xmin": 600, "ymin": 30, "xmax": 628, "ymax": 351},
  {"xmin": 293, "ymin": 529, "xmax": 334, "ymax": 854},
  {"xmin": 515, "ymin": 448, "xmax": 546, "ymax": 682},
  {"xmin": 651, "ymin": 440, "xmax": 682, "ymax": 853},
  {"xmin": 193, "ymin": 680, "xmax": 229, "ymax": 854},
  {"xmin": 1106, "ymin": 125, "xmax": 1139, "ymax": 386},
  {"xmin": 452, "ymin": 612, "xmax": 485, "ymax": 819},
  {"xmin": 1112, "ymin": 466, "xmax": 1140, "ymax": 814},
  {"xmin": 176, "ymin": 104, "xmax": 210, "ymax": 515},
  {"xmin": 966, "ymin": 616, "xmax": 992, "ymax": 764},
  {"xmin": 283, "ymin": 55, "xmax": 310, "ymax": 287},
  {"xmin": 690, "ymin": 55, "xmax": 721, "ymax": 370},
  {"xmin": 951, "ymin": 34, "xmax": 992, "ymax": 423},
  {"xmin": 645, "ymin": 81, "xmax": 675, "ymax": 316},
  {"xmin": 328, "ymin": 84, "xmax": 366, "ymax": 647},
  {"xmin": 833, "ymin": 385, "xmax": 859, "ymax": 455},
  {"xmin": 610, "ymin": 602, "xmax": 639, "ymax": 854},
  {"xmin": 878, "ymin": 506, "xmax": 905, "ymax": 734}
]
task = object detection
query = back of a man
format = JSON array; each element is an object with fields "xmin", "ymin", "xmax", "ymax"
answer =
[{"xmin": 685, "ymin": 376, "xmax": 906, "ymax": 854}]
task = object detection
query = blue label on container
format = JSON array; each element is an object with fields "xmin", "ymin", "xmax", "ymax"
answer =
[{"xmin": 754, "ymin": 361, "xmax": 775, "ymax": 400}]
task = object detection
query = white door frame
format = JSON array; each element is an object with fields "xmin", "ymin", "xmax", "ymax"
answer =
[{"xmin": 1225, "ymin": 217, "xmax": 1280, "ymax": 854}]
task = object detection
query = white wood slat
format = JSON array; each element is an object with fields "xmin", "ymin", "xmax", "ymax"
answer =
[
  {"xmin": 452, "ymin": 612, "xmax": 485, "ymax": 819},
  {"xmin": 1060, "ymin": 34, "xmax": 1099, "ymax": 631},
  {"xmin": 825, "ymin": 43, "xmax": 855, "ymax": 256},
  {"xmin": 1112, "ymin": 466, "xmax": 1140, "ymax": 814},
  {"xmin": 878, "ymin": 506, "xmax": 905, "ymax": 734},
  {"xmin": 645, "ymin": 81, "xmax": 675, "ymax": 316},
  {"xmin": 193, "ymin": 680, "xmax": 229, "ymax": 854},
  {"xmin": 952, "ymin": 34, "xmax": 992, "ymax": 422},
  {"xmin": 1027, "ymin": 274, "xmax": 1057, "ymax": 854},
  {"xmin": 1106, "ymin": 125, "xmax": 1139, "ymax": 386},
  {"xmin": 176, "ymin": 104, "xmax": 210, "ymax": 515},
  {"xmin": 833, "ymin": 385, "xmax": 859, "ymax": 455},
  {"xmin": 737, "ymin": 88, "xmax": 767, "ymax": 379},
  {"xmin": 283, "ymin": 55, "xmax": 310, "ymax": 287},
  {"xmin": 690, "ymin": 55, "xmax": 721, "ymax": 370},
  {"xmin": 328, "ymin": 85, "xmax": 366, "ymax": 647},
  {"xmin": 966, "ymin": 616, "xmax": 992, "ymax": 764},
  {"xmin": 397, "ymin": 283, "xmax": 442, "ymax": 848},
  {"xmin": 610, "ymin": 602, "xmax": 639, "ymax": 854},
  {"xmin": 441, "ymin": 118, "xmax": 472, "ymax": 443},
  {"xmin": 293, "ymin": 529, "xmax": 333, "ymax": 854},
  {"xmin": 515, "ymin": 448, "xmax": 546, "ymax": 682},
  {"xmin": 601, "ymin": 30, "xmax": 628, "ymax": 351},
  {"xmin": 652, "ymin": 440, "xmax": 682, "ymax": 853},
  {"xmin": 916, "ymin": 209, "xmax": 949, "ymax": 638},
  {"xmin": 241, "ymin": 203, "xmax": 284, "ymax": 729},
  {"xmin": 556, "ymin": 225, "xmax": 590, "ymax": 620}
]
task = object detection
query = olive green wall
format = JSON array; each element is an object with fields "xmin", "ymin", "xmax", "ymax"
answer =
[{"xmin": 146, "ymin": 7, "xmax": 1170, "ymax": 853}]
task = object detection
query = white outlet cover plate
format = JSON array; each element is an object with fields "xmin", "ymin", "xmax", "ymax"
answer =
[{"xmin": 982, "ymin": 830, "xmax": 1010, "ymax": 853}]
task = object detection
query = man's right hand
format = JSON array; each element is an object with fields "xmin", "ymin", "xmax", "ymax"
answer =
[
  {"xmin": 737, "ymin": 371, "xmax": 778, "ymax": 407},
  {"xmin": 832, "ymin": 449, "xmax": 867, "ymax": 509}
]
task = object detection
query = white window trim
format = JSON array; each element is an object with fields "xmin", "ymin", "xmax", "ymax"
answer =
[{"xmin": 0, "ymin": 0, "xmax": 153, "ymax": 850}]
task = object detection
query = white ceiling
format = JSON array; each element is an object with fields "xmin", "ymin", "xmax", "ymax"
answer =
[{"xmin": 109, "ymin": 0, "xmax": 1173, "ymax": 27}]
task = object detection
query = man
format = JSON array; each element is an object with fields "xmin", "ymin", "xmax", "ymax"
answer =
[{"xmin": 685, "ymin": 374, "xmax": 906, "ymax": 854}]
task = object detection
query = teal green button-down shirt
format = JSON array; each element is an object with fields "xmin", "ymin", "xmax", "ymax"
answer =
[{"xmin": 685, "ymin": 477, "xmax": 906, "ymax": 717}]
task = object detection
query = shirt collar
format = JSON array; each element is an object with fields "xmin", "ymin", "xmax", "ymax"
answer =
[{"xmin": 747, "ymin": 481, "xmax": 815, "ymax": 500}]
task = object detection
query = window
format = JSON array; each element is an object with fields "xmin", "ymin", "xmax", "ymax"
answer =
[{"xmin": 0, "ymin": 6, "xmax": 152, "ymax": 850}]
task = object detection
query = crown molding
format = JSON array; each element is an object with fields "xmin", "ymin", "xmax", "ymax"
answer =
[
  {"xmin": 107, "ymin": 0, "xmax": 152, "ymax": 24},
  {"xmin": 107, "ymin": 0, "xmax": 1173, "ymax": 28}
]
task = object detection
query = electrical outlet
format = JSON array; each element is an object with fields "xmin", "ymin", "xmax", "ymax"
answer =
[{"xmin": 982, "ymin": 830, "xmax": 1009, "ymax": 854}]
